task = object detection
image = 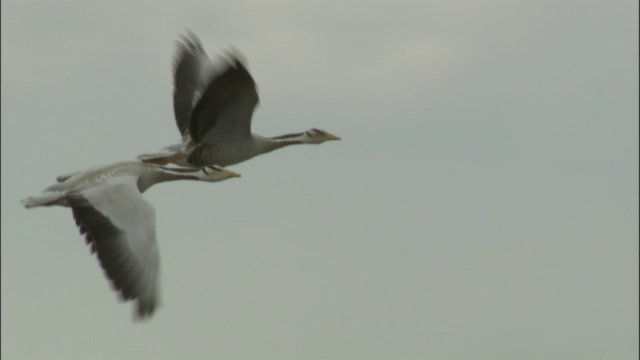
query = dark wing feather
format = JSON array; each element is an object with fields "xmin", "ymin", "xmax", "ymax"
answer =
[
  {"xmin": 189, "ymin": 55, "xmax": 259, "ymax": 144},
  {"xmin": 67, "ymin": 179, "xmax": 160, "ymax": 320},
  {"xmin": 172, "ymin": 31, "xmax": 216, "ymax": 136}
]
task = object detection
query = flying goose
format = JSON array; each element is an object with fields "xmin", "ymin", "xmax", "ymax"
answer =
[
  {"xmin": 21, "ymin": 161, "xmax": 240, "ymax": 319},
  {"xmin": 138, "ymin": 31, "xmax": 341, "ymax": 168}
]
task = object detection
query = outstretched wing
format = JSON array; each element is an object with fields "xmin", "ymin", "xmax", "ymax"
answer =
[
  {"xmin": 173, "ymin": 31, "xmax": 217, "ymax": 136},
  {"xmin": 68, "ymin": 176, "xmax": 160, "ymax": 320},
  {"xmin": 189, "ymin": 52, "xmax": 259, "ymax": 144}
]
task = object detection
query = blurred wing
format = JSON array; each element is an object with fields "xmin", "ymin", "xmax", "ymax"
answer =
[
  {"xmin": 189, "ymin": 54, "xmax": 259, "ymax": 144},
  {"xmin": 173, "ymin": 31, "xmax": 217, "ymax": 136},
  {"xmin": 68, "ymin": 176, "xmax": 160, "ymax": 320}
]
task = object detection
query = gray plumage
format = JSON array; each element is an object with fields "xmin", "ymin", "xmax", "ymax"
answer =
[
  {"xmin": 138, "ymin": 31, "xmax": 340, "ymax": 168},
  {"xmin": 21, "ymin": 161, "xmax": 240, "ymax": 320}
]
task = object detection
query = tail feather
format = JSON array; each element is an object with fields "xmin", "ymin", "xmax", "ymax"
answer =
[{"xmin": 21, "ymin": 191, "xmax": 64, "ymax": 208}]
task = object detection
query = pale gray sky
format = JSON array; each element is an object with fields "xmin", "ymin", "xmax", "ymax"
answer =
[{"xmin": 1, "ymin": 1, "xmax": 638, "ymax": 359}]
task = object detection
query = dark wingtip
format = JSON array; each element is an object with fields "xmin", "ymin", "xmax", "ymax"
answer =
[
  {"xmin": 132, "ymin": 300, "xmax": 156, "ymax": 322},
  {"xmin": 177, "ymin": 29, "xmax": 204, "ymax": 53}
]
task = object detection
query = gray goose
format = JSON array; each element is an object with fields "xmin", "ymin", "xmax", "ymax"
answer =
[
  {"xmin": 22, "ymin": 161, "xmax": 240, "ymax": 320},
  {"xmin": 138, "ymin": 31, "xmax": 340, "ymax": 168}
]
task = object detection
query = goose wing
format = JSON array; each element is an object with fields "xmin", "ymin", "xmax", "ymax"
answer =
[
  {"xmin": 188, "ymin": 53, "xmax": 259, "ymax": 144},
  {"xmin": 68, "ymin": 176, "xmax": 160, "ymax": 320},
  {"xmin": 173, "ymin": 31, "xmax": 217, "ymax": 136}
]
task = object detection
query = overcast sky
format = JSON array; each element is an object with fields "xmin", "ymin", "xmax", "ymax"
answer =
[{"xmin": 2, "ymin": 1, "xmax": 638, "ymax": 359}]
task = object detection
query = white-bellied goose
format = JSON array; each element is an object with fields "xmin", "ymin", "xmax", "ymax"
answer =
[
  {"xmin": 138, "ymin": 31, "xmax": 340, "ymax": 168},
  {"xmin": 21, "ymin": 161, "xmax": 240, "ymax": 320}
]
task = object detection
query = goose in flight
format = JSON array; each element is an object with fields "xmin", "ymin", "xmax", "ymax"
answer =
[
  {"xmin": 21, "ymin": 161, "xmax": 240, "ymax": 320},
  {"xmin": 138, "ymin": 31, "xmax": 340, "ymax": 168}
]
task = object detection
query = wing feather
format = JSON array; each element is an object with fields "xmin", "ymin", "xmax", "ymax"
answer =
[
  {"xmin": 68, "ymin": 177, "xmax": 160, "ymax": 320},
  {"xmin": 173, "ymin": 31, "xmax": 217, "ymax": 136},
  {"xmin": 189, "ymin": 54, "xmax": 259, "ymax": 144}
]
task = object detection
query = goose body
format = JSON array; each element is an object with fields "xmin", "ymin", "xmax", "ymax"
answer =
[
  {"xmin": 138, "ymin": 31, "xmax": 340, "ymax": 168},
  {"xmin": 22, "ymin": 161, "xmax": 240, "ymax": 319}
]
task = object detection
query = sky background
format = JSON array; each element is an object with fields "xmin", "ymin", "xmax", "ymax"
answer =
[{"xmin": 2, "ymin": 1, "xmax": 638, "ymax": 359}]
